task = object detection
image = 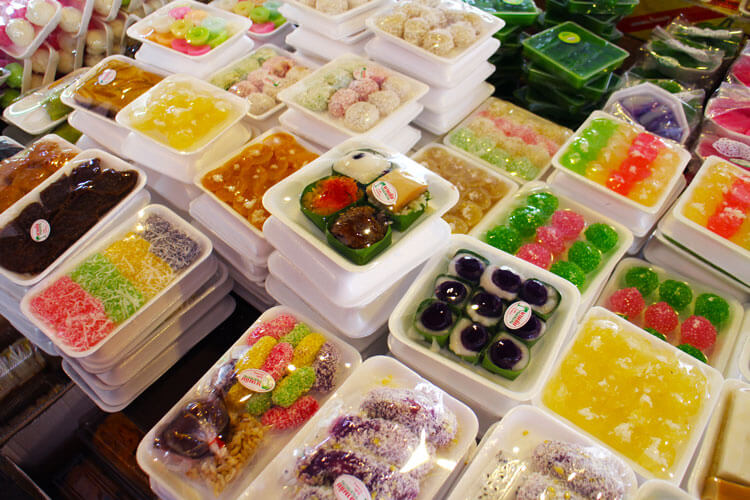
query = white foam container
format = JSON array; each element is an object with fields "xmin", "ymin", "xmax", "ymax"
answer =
[
  {"xmin": 635, "ymin": 480, "xmax": 696, "ymax": 500},
  {"xmin": 659, "ymin": 156, "xmax": 750, "ymax": 285},
  {"xmin": 603, "ymin": 82, "xmax": 690, "ymax": 145},
  {"xmin": 419, "ymin": 61, "xmax": 495, "ymax": 113},
  {"xmin": 739, "ymin": 307, "xmax": 750, "ymax": 383},
  {"xmin": 280, "ymin": 0, "xmax": 389, "ymax": 40},
  {"xmin": 63, "ymin": 294, "xmax": 236, "ymax": 412},
  {"xmin": 286, "ymin": 26, "xmax": 372, "ymax": 62},
  {"xmin": 366, "ymin": 0, "xmax": 503, "ymax": 65},
  {"xmin": 445, "ymin": 405, "xmax": 639, "ymax": 500},
  {"xmin": 138, "ymin": 162, "xmax": 204, "ymax": 215},
  {"xmin": 241, "ymin": 355, "xmax": 479, "ymax": 500},
  {"xmin": 65, "ymin": 262, "xmax": 233, "ymax": 387},
  {"xmin": 549, "ymin": 111, "xmax": 691, "ymax": 236},
  {"xmin": 0, "ymin": 287, "xmax": 58, "ymax": 356},
  {"xmin": 685, "ymin": 378, "xmax": 749, "ymax": 498},
  {"xmin": 365, "ymin": 35, "xmax": 500, "ymax": 88},
  {"xmin": 595, "ymin": 257, "xmax": 744, "ymax": 376},
  {"xmin": 414, "ymin": 82, "xmax": 494, "ymax": 136},
  {"xmin": 137, "ymin": 305, "xmax": 363, "ymax": 500},
  {"xmin": 230, "ymin": 264, "xmax": 275, "ymax": 309},
  {"xmin": 469, "ymin": 181, "xmax": 632, "ymax": 318},
  {"xmin": 3, "ymin": 67, "xmax": 89, "ymax": 135},
  {"xmin": 247, "ymin": 20, "xmax": 293, "ymax": 49},
  {"xmin": 1, "ymin": 0, "xmax": 63, "ymax": 59},
  {"xmin": 67, "ymin": 109, "xmax": 131, "ymax": 159},
  {"xmin": 644, "ymin": 229, "xmax": 750, "ymax": 302},
  {"xmin": 533, "ymin": 307, "xmax": 724, "ymax": 484},
  {"xmin": 389, "ymin": 234, "xmax": 581, "ymax": 416},
  {"xmin": 0, "ymin": 149, "xmax": 147, "ymax": 287},
  {"xmin": 20, "ymin": 204, "xmax": 214, "ymax": 361},
  {"xmin": 268, "ymin": 250, "xmax": 422, "ymax": 338}
]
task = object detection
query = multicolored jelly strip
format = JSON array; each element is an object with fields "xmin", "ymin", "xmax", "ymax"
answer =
[
  {"xmin": 706, "ymin": 177, "xmax": 750, "ymax": 239},
  {"xmin": 311, "ymin": 342, "xmax": 339, "ymax": 393},
  {"xmin": 246, "ymin": 314, "xmax": 297, "ymax": 345},
  {"xmin": 261, "ymin": 395, "xmax": 319, "ymax": 430},
  {"xmin": 291, "ymin": 333, "xmax": 326, "ymax": 368},
  {"xmin": 279, "ymin": 323, "xmax": 312, "ymax": 347},
  {"xmin": 606, "ymin": 133, "xmax": 665, "ymax": 196},
  {"xmin": 272, "ymin": 365, "xmax": 316, "ymax": 408},
  {"xmin": 261, "ymin": 342, "xmax": 294, "ymax": 380},
  {"xmin": 559, "ymin": 118, "xmax": 619, "ymax": 175},
  {"xmin": 236, "ymin": 336, "xmax": 277, "ymax": 372}
]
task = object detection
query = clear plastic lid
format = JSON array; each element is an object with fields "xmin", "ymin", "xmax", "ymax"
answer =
[{"xmin": 0, "ymin": 0, "xmax": 63, "ymax": 59}]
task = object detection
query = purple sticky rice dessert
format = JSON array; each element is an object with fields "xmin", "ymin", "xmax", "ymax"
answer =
[
  {"xmin": 519, "ymin": 279, "xmax": 560, "ymax": 318},
  {"xmin": 505, "ymin": 312, "xmax": 546, "ymax": 345},
  {"xmin": 141, "ymin": 215, "xmax": 201, "ymax": 271},
  {"xmin": 448, "ymin": 318, "xmax": 490, "ymax": 362},
  {"xmin": 466, "ymin": 290, "xmax": 504, "ymax": 327},
  {"xmin": 434, "ymin": 274, "xmax": 471, "ymax": 308},
  {"xmin": 448, "ymin": 250, "xmax": 488, "ymax": 284},
  {"xmin": 480, "ymin": 265, "xmax": 523, "ymax": 301},
  {"xmin": 311, "ymin": 342, "xmax": 339, "ymax": 393},
  {"xmin": 620, "ymin": 94, "xmax": 683, "ymax": 143}
]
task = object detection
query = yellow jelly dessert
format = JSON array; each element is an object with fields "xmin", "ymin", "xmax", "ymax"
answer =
[{"xmin": 542, "ymin": 308, "xmax": 712, "ymax": 479}]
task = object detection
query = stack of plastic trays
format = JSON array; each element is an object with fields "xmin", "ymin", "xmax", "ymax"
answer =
[
  {"xmin": 277, "ymin": 54, "xmax": 428, "ymax": 151},
  {"xmin": 653, "ymin": 156, "xmax": 750, "ymax": 302},
  {"xmin": 364, "ymin": 0, "xmax": 503, "ymax": 136},
  {"xmin": 542, "ymin": 0, "xmax": 636, "ymax": 43},
  {"xmin": 281, "ymin": 0, "xmax": 389, "ymax": 63},
  {"xmin": 261, "ymin": 137, "xmax": 459, "ymax": 346},
  {"xmin": 127, "ymin": 0, "xmax": 254, "ymax": 78},
  {"xmin": 549, "ymin": 110, "xmax": 691, "ymax": 253},
  {"xmin": 19, "ymin": 204, "xmax": 227, "ymax": 411}
]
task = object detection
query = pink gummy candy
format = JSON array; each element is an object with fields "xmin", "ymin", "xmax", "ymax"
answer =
[
  {"xmin": 550, "ymin": 210, "xmax": 585, "ymax": 241},
  {"xmin": 187, "ymin": 44, "xmax": 211, "ymax": 56},
  {"xmin": 680, "ymin": 315, "xmax": 717, "ymax": 351},
  {"xmin": 644, "ymin": 302, "xmax": 679, "ymax": 335},
  {"xmin": 261, "ymin": 342, "xmax": 293, "ymax": 380},
  {"xmin": 250, "ymin": 22, "xmax": 275, "ymax": 33},
  {"xmin": 536, "ymin": 225, "xmax": 567, "ymax": 254},
  {"xmin": 170, "ymin": 38, "xmax": 192, "ymax": 53},
  {"xmin": 607, "ymin": 287, "xmax": 645, "ymax": 319},
  {"xmin": 246, "ymin": 314, "xmax": 297, "ymax": 345},
  {"xmin": 169, "ymin": 6, "xmax": 191, "ymax": 18},
  {"xmin": 261, "ymin": 395, "xmax": 319, "ymax": 430},
  {"xmin": 516, "ymin": 243, "xmax": 553, "ymax": 269}
]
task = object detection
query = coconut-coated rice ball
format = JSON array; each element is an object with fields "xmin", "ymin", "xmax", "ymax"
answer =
[{"xmin": 344, "ymin": 101, "xmax": 380, "ymax": 132}]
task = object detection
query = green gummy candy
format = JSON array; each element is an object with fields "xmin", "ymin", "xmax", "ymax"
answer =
[
  {"xmin": 449, "ymin": 128, "xmax": 477, "ymax": 150},
  {"xmin": 624, "ymin": 266, "xmax": 659, "ymax": 296},
  {"xmin": 280, "ymin": 323, "xmax": 311, "ymax": 347},
  {"xmin": 644, "ymin": 327, "xmax": 667, "ymax": 341},
  {"xmin": 550, "ymin": 260, "xmax": 586, "ymax": 289},
  {"xmin": 584, "ymin": 223, "xmax": 619, "ymax": 252},
  {"xmin": 694, "ymin": 293, "xmax": 730, "ymax": 328},
  {"xmin": 485, "ymin": 225, "xmax": 522, "ymax": 254},
  {"xmin": 567, "ymin": 241, "xmax": 602, "ymax": 273},
  {"xmin": 508, "ymin": 205, "xmax": 547, "ymax": 237},
  {"xmin": 246, "ymin": 392, "xmax": 273, "ymax": 416},
  {"xmin": 480, "ymin": 147, "xmax": 511, "ymax": 168},
  {"xmin": 658, "ymin": 279, "xmax": 693, "ymax": 311},
  {"xmin": 71, "ymin": 253, "xmax": 144, "ymax": 323},
  {"xmin": 677, "ymin": 343, "xmax": 707, "ymax": 363},
  {"xmin": 272, "ymin": 366, "xmax": 316, "ymax": 408},
  {"xmin": 508, "ymin": 157, "xmax": 539, "ymax": 181},
  {"xmin": 560, "ymin": 118, "xmax": 618, "ymax": 174},
  {"xmin": 525, "ymin": 192, "xmax": 558, "ymax": 217}
]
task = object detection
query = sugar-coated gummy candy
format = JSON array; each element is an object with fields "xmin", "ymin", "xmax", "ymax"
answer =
[
  {"xmin": 550, "ymin": 261, "xmax": 586, "ymax": 289},
  {"xmin": 680, "ymin": 315, "xmax": 717, "ymax": 351},
  {"xmin": 485, "ymin": 225, "xmax": 522, "ymax": 254},
  {"xmin": 311, "ymin": 341, "xmax": 339, "ymax": 393},
  {"xmin": 643, "ymin": 302, "xmax": 679, "ymax": 335},
  {"xmin": 567, "ymin": 241, "xmax": 601, "ymax": 273},
  {"xmin": 141, "ymin": 215, "xmax": 201, "ymax": 271},
  {"xmin": 279, "ymin": 323, "xmax": 311, "ymax": 347},
  {"xmin": 525, "ymin": 192, "xmax": 558, "ymax": 217},
  {"xmin": 261, "ymin": 395, "xmax": 319, "ymax": 430},
  {"xmin": 272, "ymin": 366, "xmax": 316, "ymax": 407},
  {"xmin": 291, "ymin": 333, "xmax": 326, "ymax": 368},
  {"xmin": 224, "ymin": 382, "xmax": 253, "ymax": 413},
  {"xmin": 261, "ymin": 342, "xmax": 294, "ymax": 380},
  {"xmin": 535, "ymin": 226, "xmax": 566, "ymax": 254},
  {"xmin": 508, "ymin": 205, "xmax": 547, "ymax": 237},
  {"xmin": 245, "ymin": 391, "xmax": 273, "ymax": 416},
  {"xmin": 658, "ymin": 279, "xmax": 693, "ymax": 311},
  {"xmin": 607, "ymin": 287, "xmax": 645, "ymax": 319},
  {"xmin": 550, "ymin": 210, "xmax": 585, "ymax": 241},
  {"xmin": 677, "ymin": 344, "xmax": 707, "ymax": 363},
  {"xmin": 645, "ymin": 327, "xmax": 667, "ymax": 341},
  {"xmin": 693, "ymin": 293, "xmax": 730, "ymax": 328},
  {"xmin": 584, "ymin": 223, "xmax": 619, "ymax": 253},
  {"xmin": 624, "ymin": 266, "xmax": 659, "ymax": 296},
  {"xmin": 247, "ymin": 314, "xmax": 297, "ymax": 345},
  {"xmin": 517, "ymin": 243, "xmax": 553, "ymax": 270},
  {"xmin": 236, "ymin": 335, "xmax": 277, "ymax": 372}
]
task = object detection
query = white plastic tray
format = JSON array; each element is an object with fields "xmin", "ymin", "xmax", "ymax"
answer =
[
  {"xmin": 365, "ymin": 35, "xmax": 500, "ymax": 88},
  {"xmin": 635, "ymin": 480, "xmax": 696, "ymax": 500},
  {"xmin": 366, "ymin": 0, "xmax": 504, "ymax": 65},
  {"xmin": 268, "ymin": 250, "xmax": 422, "ymax": 338},
  {"xmin": 0, "ymin": 149, "xmax": 147, "ymax": 287},
  {"xmin": 740, "ymin": 308, "xmax": 750, "ymax": 383},
  {"xmin": 136, "ymin": 305, "xmax": 363, "ymax": 500},
  {"xmin": 420, "ymin": 61, "xmax": 494, "ymax": 113},
  {"xmin": 241, "ymin": 355, "xmax": 479, "ymax": 500},
  {"xmin": 445, "ymin": 405, "xmax": 638, "ymax": 500},
  {"xmin": 0, "ymin": 286, "xmax": 58, "ymax": 355},
  {"xmin": 550, "ymin": 111, "xmax": 691, "ymax": 230},
  {"xmin": 63, "ymin": 295, "xmax": 236, "ymax": 412},
  {"xmin": 661, "ymin": 156, "xmax": 750, "ymax": 285},
  {"xmin": 279, "ymin": 0, "xmax": 389, "ymax": 40},
  {"xmin": 230, "ymin": 264, "xmax": 275, "ymax": 309},
  {"xmin": 469, "ymin": 181, "xmax": 633, "ymax": 318},
  {"xmin": 20, "ymin": 204, "xmax": 214, "ymax": 360},
  {"xmin": 534, "ymin": 306, "xmax": 724, "ymax": 484},
  {"xmin": 67, "ymin": 109, "xmax": 132, "ymax": 159},
  {"xmin": 414, "ymin": 82, "xmax": 494, "ymax": 136},
  {"xmin": 388, "ymin": 234, "xmax": 581, "ymax": 416},
  {"xmin": 686, "ymin": 378, "xmax": 749, "ymax": 498},
  {"xmin": 285, "ymin": 25, "xmax": 372, "ymax": 62}
]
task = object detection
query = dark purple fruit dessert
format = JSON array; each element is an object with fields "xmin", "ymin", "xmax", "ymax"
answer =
[
  {"xmin": 448, "ymin": 249, "xmax": 488, "ymax": 284},
  {"xmin": 481, "ymin": 333, "xmax": 529, "ymax": 380},
  {"xmin": 519, "ymin": 279, "xmax": 561, "ymax": 319},
  {"xmin": 156, "ymin": 398, "xmax": 230, "ymax": 459},
  {"xmin": 433, "ymin": 274, "xmax": 472, "ymax": 309},
  {"xmin": 448, "ymin": 318, "xmax": 490, "ymax": 363},
  {"xmin": 414, "ymin": 299, "xmax": 455, "ymax": 347},
  {"xmin": 466, "ymin": 290, "xmax": 504, "ymax": 327},
  {"xmin": 480, "ymin": 265, "xmax": 522, "ymax": 300}
]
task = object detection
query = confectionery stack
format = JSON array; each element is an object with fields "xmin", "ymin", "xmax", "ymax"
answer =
[
  {"xmin": 541, "ymin": 0, "xmax": 637, "ymax": 43},
  {"xmin": 516, "ymin": 21, "xmax": 627, "ymax": 129},
  {"xmin": 280, "ymin": 0, "xmax": 388, "ymax": 64},
  {"xmin": 364, "ymin": 0, "xmax": 503, "ymax": 135}
]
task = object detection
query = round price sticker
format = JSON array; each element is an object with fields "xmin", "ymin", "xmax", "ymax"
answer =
[
  {"xmin": 558, "ymin": 31, "xmax": 581, "ymax": 44},
  {"xmin": 98, "ymin": 69, "xmax": 117, "ymax": 85},
  {"xmin": 237, "ymin": 369, "xmax": 275, "ymax": 392},
  {"xmin": 504, "ymin": 301, "xmax": 532, "ymax": 329},
  {"xmin": 333, "ymin": 475, "xmax": 370, "ymax": 500},
  {"xmin": 30, "ymin": 219, "xmax": 50, "ymax": 242},
  {"xmin": 370, "ymin": 180, "xmax": 398, "ymax": 206}
]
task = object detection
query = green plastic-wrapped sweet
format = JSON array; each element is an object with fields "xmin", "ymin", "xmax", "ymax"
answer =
[{"xmin": 246, "ymin": 392, "xmax": 273, "ymax": 416}]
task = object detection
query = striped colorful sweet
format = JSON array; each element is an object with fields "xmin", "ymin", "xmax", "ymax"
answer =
[
  {"xmin": 558, "ymin": 115, "xmax": 684, "ymax": 207},
  {"xmin": 681, "ymin": 160, "xmax": 750, "ymax": 251},
  {"xmin": 29, "ymin": 214, "xmax": 200, "ymax": 352}
]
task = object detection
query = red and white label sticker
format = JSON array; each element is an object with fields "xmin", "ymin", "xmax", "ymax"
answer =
[
  {"xmin": 237, "ymin": 369, "xmax": 275, "ymax": 392},
  {"xmin": 98, "ymin": 69, "xmax": 117, "ymax": 85},
  {"xmin": 333, "ymin": 475, "xmax": 370, "ymax": 500},
  {"xmin": 370, "ymin": 180, "xmax": 398, "ymax": 206},
  {"xmin": 504, "ymin": 301, "xmax": 532, "ymax": 329},
  {"xmin": 30, "ymin": 219, "xmax": 50, "ymax": 242}
]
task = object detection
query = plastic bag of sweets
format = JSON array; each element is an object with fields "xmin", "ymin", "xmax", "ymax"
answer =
[
  {"xmin": 694, "ymin": 127, "xmax": 750, "ymax": 169},
  {"xmin": 147, "ymin": 309, "xmax": 358, "ymax": 497},
  {"xmin": 726, "ymin": 41, "xmax": 750, "ymax": 87},
  {"xmin": 704, "ymin": 83, "xmax": 750, "ymax": 142},
  {"xmin": 639, "ymin": 27, "xmax": 724, "ymax": 87},
  {"xmin": 665, "ymin": 15, "xmax": 743, "ymax": 62}
]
